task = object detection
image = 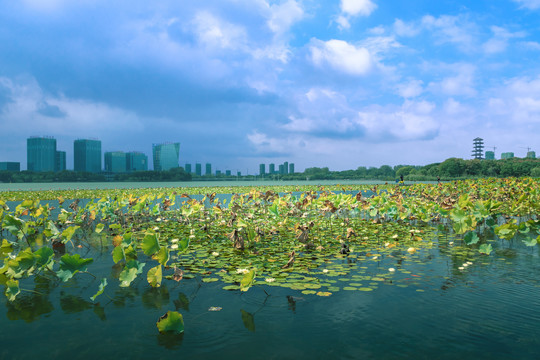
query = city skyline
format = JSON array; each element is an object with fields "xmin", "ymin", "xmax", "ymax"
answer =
[{"xmin": 1, "ymin": 1, "xmax": 540, "ymax": 170}]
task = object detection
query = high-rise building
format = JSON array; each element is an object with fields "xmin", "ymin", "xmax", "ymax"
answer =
[
  {"xmin": 279, "ymin": 164, "xmax": 285, "ymax": 174},
  {"xmin": 153, "ymin": 143, "xmax": 180, "ymax": 171},
  {"xmin": 27, "ymin": 136, "xmax": 56, "ymax": 172},
  {"xmin": 216, "ymin": 170, "xmax": 222, "ymax": 176},
  {"xmin": 269, "ymin": 163, "xmax": 275, "ymax": 174},
  {"xmin": 55, "ymin": 151, "xmax": 66, "ymax": 171},
  {"xmin": 225, "ymin": 170, "xmax": 231, "ymax": 176},
  {"xmin": 126, "ymin": 152, "xmax": 148, "ymax": 171},
  {"xmin": 205, "ymin": 163, "xmax": 212, "ymax": 175},
  {"xmin": 527, "ymin": 151, "xmax": 536, "ymax": 159},
  {"xmin": 485, "ymin": 151, "xmax": 495, "ymax": 160},
  {"xmin": 195, "ymin": 163, "xmax": 202, "ymax": 176},
  {"xmin": 0, "ymin": 162, "xmax": 20, "ymax": 171},
  {"xmin": 74, "ymin": 139, "xmax": 102, "ymax": 173},
  {"xmin": 289, "ymin": 163, "xmax": 295, "ymax": 174},
  {"xmin": 259, "ymin": 164, "xmax": 266, "ymax": 176},
  {"xmin": 105, "ymin": 151, "xmax": 127, "ymax": 173},
  {"xmin": 501, "ymin": 152, "xmax": 514, "ymax": 159},
  {"xmin": 185, "ymin": 163, "xmax": 192, "ymax": 174}
]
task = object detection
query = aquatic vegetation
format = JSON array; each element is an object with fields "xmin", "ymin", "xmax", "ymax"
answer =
[{"xmin": 1, "ymin": 177, "xmax": 540, "ymax": 333}]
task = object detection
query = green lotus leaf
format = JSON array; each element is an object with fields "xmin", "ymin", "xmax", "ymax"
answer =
[
  {"xmin": 57, "ymin": 254, "xmax": 93, "ymax": 282},
  {"xmin": 34, "ymin": 247, "xmax": 54, "ymax": 269},
  {"xmin": 5, "ymin": 279, "xmax": 20, "ymax": 301},
  {"xmin": 240, "ymin": 269, "xmax": 256, "ymax": 292},
  {"xmin": 61, "ymin": 225, "xmax": 80, "ymax": 242},
  {"xmin": 147, "ymin": 265, "xmax": 162, "ymax": 288},
  {"xmin": 464, "ymin": 231, "xmax": 480, "ymax": 245},
  {"xmin": 522, "ymin": 236, "xmax": 537, "ymax": 247},
  {"xmin": 156, "ymin": 311, "xmax": 184, "ymax": 334},
  {"xmin": 479, "ymin": 243, "xmax": 493, "ymax": 255},
  {"xmin": 119, "ymin": 260, "xmax": 145, "ymax": 287},
  {"xmin": 0, "ymin": 239, "xmax": 13, "ymax": 255},
  {"xmin": 90, "ymin": 278, "xmax": 108, "ymax": 302},
  {"xmin": 154, "ymin": 246, "xmax": 169, "ymax": 266},
  {"xmin": 112, "ymin": 246, "xmax": 125, "ymax": 264},
  {"xmin": 142, "ymin": 232, "xmax": 160, "ymax": 256}
]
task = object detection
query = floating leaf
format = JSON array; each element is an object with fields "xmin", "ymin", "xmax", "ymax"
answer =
[
  {"xmin": 90, "ymin": 278, "xmax": 108, "ymax": 302},
  {"xmin": 156, "ymin": 311, "xmax": 184, "ymax": 334},
  {"xmin": 522, "ymin": 236, "xmax": 538, "ymax": 247},
  {"xmin": 112, "ymin": 246, "xmax": 125, "ymax": 264}
]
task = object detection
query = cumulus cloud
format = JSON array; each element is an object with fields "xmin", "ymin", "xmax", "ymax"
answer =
[
  {"xmin": 482, "ymin": 26, "xmax": 525, "ymax": 54},
  {"xmin": 393, "ymin": 19, "xmax": 420, "ymax": 37},
  {"xmin": 357, "ymin": 100, "xmax": 438, "ymax": 141},
  {"xmin": 487, "ymin": 76, "xmax": 540, "ymax": 124},
  {"xmin": 396, "ymin": 79, "xmax": 423, "ymax": 98},
  {"xmin": 0, "ymin": 76, "xmax": 144, "ymax": 138},
  {"xmin": 336, "ymin": 0, "xmax": 377, "ymax": 29},
  {"xmin": 309, "ymin": 39, "xmax": 372, "ymax": 75},
  {"xmin": 421, "ymin": 14, "xmax": 478, "ymax": 52},
  {"xmin": 428, "ymin": 63, "xmax": 477, "ymax": 97},
  {"xmin": 340, "ymin": 0, "xmax": 377, "ymax": 17},
  {"xmin": 266, "ymin": 0, "xmax": 304, "ymax": 34},
  {"xmin": 191, "ymin": 11, "xmax": 248, "ymax": 50},
  {"xmin": 513, "ymin": 0, "xmax": 540, "ymax": 9}
]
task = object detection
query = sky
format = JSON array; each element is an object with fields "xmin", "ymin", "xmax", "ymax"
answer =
[{"xmin": 1, "ymin": 0, "xmax": 540, "ymax": 173}]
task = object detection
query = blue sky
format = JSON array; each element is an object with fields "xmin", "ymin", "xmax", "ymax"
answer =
[{"xmin": 1, "ymin": 0, "xmax": 540, "ymax": 172}]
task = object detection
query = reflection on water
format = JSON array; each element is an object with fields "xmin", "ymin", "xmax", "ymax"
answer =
[{"xmin": 2, "ymin": 237, "xmax": 540, "ymax": 359}]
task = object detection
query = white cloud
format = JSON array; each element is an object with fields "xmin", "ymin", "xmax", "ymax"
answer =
[
  {"xmin": 340, "ymin": 0, "xmax": 377, "ymax": 17},
  {"xmin": 396, "ymin": 79, "xmax": 423, "ymax": 98},
  {"xmin": 513, "ymin": 0, "xmax": 540, "ymax": 9},
  {"xmin": 0, "ymin": 76, "xmax": 144, "ymax": 138},
  {"xmin": 191, "ymin": 11, "xmax": 248, "ymax": 50},
  {"xmin": 267, "ymin": 0, "xmax": 304, "ymax": 34},
  {"xmin": 428, "ymin": 63, "xmax": 477, "ymax": 97},
  {"xmin": 357, "ymin": 100, "xmax": 438, "ymax": 141},
  {"xmin": 421, "ymin": 14, "xmax": 477, "ymax": 52},
  {"xmin": 393, "ymin": 19, "xmax": 420, "ymax": 37},
  {"xmin": 310, "ymin": 39, "xmax": 372, "ymax": 76},
  {"xmin": 482, "ymin": 26, "xmax": 525, "ymax": 54}
]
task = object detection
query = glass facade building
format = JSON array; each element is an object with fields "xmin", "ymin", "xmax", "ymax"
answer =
[
  {"xmin": 126, "ymin": 152, "xmax": 148, "ymax": 172},
  {"xmin": 185, "ymin": 163, "xmax": 192, "ymax": 174},
  {"xmin": 269, "ymin": 163, "xmax": 275, "ymax": 174},
  {"xmin": 205, "ymin": 163, "xmax": 212, "ymax": 175},
  {"xmin": 55, "ymin": 151, "xmax": 66, "ymax": 172},
  {"xmin": 0, "ymin": 162, "xmax": 20, "ymax": 171},
  {"xmin": 259, "ymin": 164, "xmax": 266, "ymax": 176},
  {"xmin": 195, "ymin": 163, "xmax": 202, "ymax": 176},
  {"xmin": 27, "ymin": 137, "xmax": 56, "ymax": 172},
  {"xmin": 152, "ymin": 143, "xmax": 180, "ymax": 171},
  {"xmin": 74, "ymin": 139, "xmax": 102, "ymax": 173},
  {"xmin": 289, "ymin": 163, "xmax": 295, "ymax": 174},
  {"xmin": 105, "ymin": 151, "xmax": 127, "ymax": 173}
]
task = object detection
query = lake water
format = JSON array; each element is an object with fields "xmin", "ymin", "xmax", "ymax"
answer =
[
  {"xmin": 2, "ymin": 234, "xmax": 539, "ymax": 359},
  {"xmin": 0, "ymin": 179, "xmax": 404, "ymax": 192}
]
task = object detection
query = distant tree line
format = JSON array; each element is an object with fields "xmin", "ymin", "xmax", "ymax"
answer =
[
  {"xmin": 2, "ymin": 158, "xmax": 540, "ymax": 183},
  {"xmin": 0, "ymin": 167, "xmax": 191, "ymax": 183},
  {"xmin": 274, "ymin": 158, "xmax": 540, "ymax": 181}
]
